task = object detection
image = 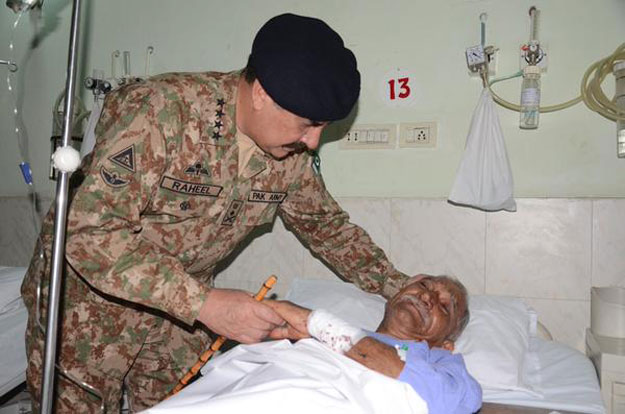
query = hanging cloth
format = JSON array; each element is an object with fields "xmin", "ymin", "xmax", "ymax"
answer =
[
  {"xmin": 80, "ymin": 98, "xmax": 104, "ymax": 159},
  {"xmin": 448, "ymin": 88, "xmax": 516, "ymax": 212}
]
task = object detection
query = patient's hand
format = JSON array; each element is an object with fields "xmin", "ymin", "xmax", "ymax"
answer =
[
  {"xmin": 346, "ymin": 337, "xmax": 405, "ymax": 379},
  {"xmin": 265, "ymin": 300, "xmax": 311, "ymax": 341}
]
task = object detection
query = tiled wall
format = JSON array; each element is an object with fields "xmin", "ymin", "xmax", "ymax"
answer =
[
  {"xmin": 2, "ymin": 196, "xmax": 624, "ymax": 351},
  {"xmin": 213, "ymin": 198, "xmax": 625, "ymax": 352}
]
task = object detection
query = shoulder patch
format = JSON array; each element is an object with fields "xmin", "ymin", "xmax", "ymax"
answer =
[
  {"xmin": 100, "ymin": 166, "xmax": 129, "ymax": 187},
  {"xmin": 109, "ymin": 145, "xmax": 136, "ymax": 172},
  {"xmin": 221, "ymin": 200, "xmax": 244, "ymax": 226}
]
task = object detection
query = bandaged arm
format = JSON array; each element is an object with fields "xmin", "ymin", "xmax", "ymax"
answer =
[
  {"xmin": 307, "ymin": 309, "xmax": 405, "ymax": 378},
  {"xmin": 307, "ymin": 310, "xmax": 482, "ymax": 414}
]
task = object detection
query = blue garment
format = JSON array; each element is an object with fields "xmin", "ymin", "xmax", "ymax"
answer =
[{"xmin": 367, "ymin": 332, "xmax": 482, "ymax": 414}]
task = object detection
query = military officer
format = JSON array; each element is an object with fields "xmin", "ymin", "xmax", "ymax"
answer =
[{"xmin": 21, "ymin": 13, "xmax": 408, "ymax": 412}]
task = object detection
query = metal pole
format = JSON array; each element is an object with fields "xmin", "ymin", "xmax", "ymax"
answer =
[{"xmin": 40, "ymin": 0, "xmax": 82, "ymax": 412}]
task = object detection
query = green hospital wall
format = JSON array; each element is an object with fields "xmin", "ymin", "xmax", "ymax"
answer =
[{"xmin": 1, "ymin": 0, "xmax": 624, "ymax": 198}]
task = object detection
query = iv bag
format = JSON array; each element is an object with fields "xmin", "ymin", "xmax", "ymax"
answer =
[{"xmin": 448, "ymin": 88, "xmax": 516, "ymax": 212}]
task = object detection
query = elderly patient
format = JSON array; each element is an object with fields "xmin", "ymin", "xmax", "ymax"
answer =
[{"xmin": 267, "ymin": 275, "xmax": 482, "ymax": 414}]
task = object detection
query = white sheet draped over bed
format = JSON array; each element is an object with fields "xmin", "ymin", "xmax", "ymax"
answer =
[
  {"xmin": 0, "ymin": 267, "xmax": 28, "ymax": 397},
  {"xmin": 143, "ymin": 339, "xmax": 428, "ymax": 414}
]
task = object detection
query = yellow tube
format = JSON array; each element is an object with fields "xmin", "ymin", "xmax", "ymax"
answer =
[
  {"xmin": 488, "ymin": 43, "xmax": 625, "ymax": 118},
  {"xmin": 581, "ymin": 43, "xmax": 625, "ymax": 122}
]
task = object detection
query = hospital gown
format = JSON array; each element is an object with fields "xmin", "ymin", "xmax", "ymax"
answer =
[{"xmin": 369, "ymin": 332, "xmax": 483, "ymax": 414}]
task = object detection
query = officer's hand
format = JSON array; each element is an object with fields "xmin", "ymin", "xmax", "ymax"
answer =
[
  {"xmin": 197, "ymin": 288, "xmax": 284, "ymax": 344},
  {"xmin": 265, "ymin": 300, "xmax": 311, "ymax": 340}
]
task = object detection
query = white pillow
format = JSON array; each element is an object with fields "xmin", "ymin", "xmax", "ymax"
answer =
[
  {"xmin": 455, "ymin": 295, "xmax": 539, "ymax": 393},
  {"xmin": 285, "ymin": 279, "xmax": 386, "ymax": 331},
  {"xmin": 285, "ymin": 278, "xmax": 539, "ymax": 393}
]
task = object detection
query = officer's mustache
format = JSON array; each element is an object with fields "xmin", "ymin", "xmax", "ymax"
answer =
[{"xmin": 283, "ymin": 141, "xmax": 308, "ymax": 153}]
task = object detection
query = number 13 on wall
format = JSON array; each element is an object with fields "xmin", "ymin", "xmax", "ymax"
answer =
[
  {"xmin": 388, "ymin": 77, "xmax": 411, "ymax": 100},
  {"xmin": 380, "ymin": 69, "xmax": 417, "ymax": 107}
]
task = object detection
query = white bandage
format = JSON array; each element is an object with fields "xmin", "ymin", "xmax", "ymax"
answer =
[{"xmin": 307, "ymin": 309, "xmax": 366, "ymax": 354}]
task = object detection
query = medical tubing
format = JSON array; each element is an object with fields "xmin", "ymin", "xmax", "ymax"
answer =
[
  {"xmin": 488, "ymin": 44, "xmax": 625, "ymax": 116},
  {"xmin": 488, "ymin": 74, "xmax": 581, "ymax": 113},
  {"xmin": 168, "ymin": 275, "xmax": 278, "ymax": 397},
  {"xmin": 489, "ymin": 70, "xmax": 522, "ymax": 85},
  {"xmin": 6, "ymin": 10, "xmax": 28, "ymax": 160},
  {"xmin": 581, "ymin": 43, "xmax": 625, "ymax": 122}
]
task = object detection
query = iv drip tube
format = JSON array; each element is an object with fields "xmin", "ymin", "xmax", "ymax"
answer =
[{"xmin": 40, "ymin": 0, "xmax": 82, "ymax": 412}]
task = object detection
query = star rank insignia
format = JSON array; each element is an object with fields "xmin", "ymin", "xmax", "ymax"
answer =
[
  {"xmin": 184, "ymin": 161, "xmax": 210, "ymax": 177},
  {"xmin": 211, "ymin": 97, "xmax": 226, "ymax": 141},
  {"xmin": 108, "ymin": 145, "xmax": 136, "ymax": 172}
]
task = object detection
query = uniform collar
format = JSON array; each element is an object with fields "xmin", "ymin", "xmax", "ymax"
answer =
[
  {"xmin": 236, "ymin": 127, "xmax": 268, "ymax": 179},
  {"xmin": 241, "ymin": 151, "xmax": 268, "ymax": 180}
]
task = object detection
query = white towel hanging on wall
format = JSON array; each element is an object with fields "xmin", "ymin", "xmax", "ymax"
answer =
[{"xmin": 449, "ymin": 88, "xmax": 516, "ymax": 212}]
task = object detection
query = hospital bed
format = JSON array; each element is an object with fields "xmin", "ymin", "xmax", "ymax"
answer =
[
  {"xmin": 0, "ymin": 267, "xmax": 28, "ymax": 401},
  {"xmin": 149, "ymin": 279, "xmax": 606, "ymax": 414},
  {"xmin": 1, "ymin": 269, "xmax": 606, "ymax": 413},
  {"xmin": 282, "ymin": 279, "xmax": 606, "ymax": 414}
]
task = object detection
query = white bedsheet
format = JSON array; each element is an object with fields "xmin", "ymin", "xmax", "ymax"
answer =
[
  {"xmin": 143, "ymin": 339, "xmax": 427, "ymax": 414},
  {"xmin": 0, "ymin": 267, "xmax": 28, "ymax": 397},
  {"xmin": 483, "ymin": 337, "xmax": 605, "ymax": 414}
]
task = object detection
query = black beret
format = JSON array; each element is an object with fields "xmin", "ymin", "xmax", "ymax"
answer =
[{"xmin": 249, "ymin": 13, "xmax": 360, "ymax": 122}]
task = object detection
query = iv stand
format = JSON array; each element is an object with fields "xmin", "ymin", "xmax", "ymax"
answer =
[{"xmin": 40, "ymin": 0, "xmax": 82, "ymax": 412}]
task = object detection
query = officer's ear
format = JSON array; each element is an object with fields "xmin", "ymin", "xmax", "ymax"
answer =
[{"xmin": 251, "ymin": 79, "xmax": 272, "ymax": 111}]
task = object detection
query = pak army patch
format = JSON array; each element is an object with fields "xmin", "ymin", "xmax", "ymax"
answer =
[
  {"xmin": 221, "ymin": 200, "xmax": 244, "ymax": 226},
  {"xmin": 248, "ymin": 190, "xmax": 287, "ymax": 204},
  {"xmin": 100, "ymin": 167, "xmax": 129, "ymax": 188},
  {"xmin": 108, "ymin": 145, "xmax": 136, "ymax": 172}
]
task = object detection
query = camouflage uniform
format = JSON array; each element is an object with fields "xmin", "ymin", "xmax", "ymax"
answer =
[{"xmin": 21, "ymin": 70, "xmax": 407, "ymax": 412}]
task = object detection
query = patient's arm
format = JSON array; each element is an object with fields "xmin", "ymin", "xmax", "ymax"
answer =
[
  {"xmin": 267, "ymin": 300, "xmax": 404, "ymax": 378},
  {"xmin": 345, "ymin": 337, "xmax": 405, "ymax": 378}
]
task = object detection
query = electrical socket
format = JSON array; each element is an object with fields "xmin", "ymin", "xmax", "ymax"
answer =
[
  {"xmin": 340, "ymin": 124, "xmax": 397, "ymax": 150},
  {"xmin": 399, "ymin": 122, "xmax": 437, "ymax": 148}
]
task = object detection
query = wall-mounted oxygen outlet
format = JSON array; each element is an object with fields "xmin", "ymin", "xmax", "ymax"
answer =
[
  {"xmin": 339, "ymin": 124, "xmax": 397, "ymax": 150},
  {"xmin": 467, "ymin": 47, "xmax": 498, "ymax": 78},
  {"xmin": 399, "ymin": 122, "xmax": 437, "ymax": 148},
  {"xmin": 519, "ymin": 43, "xmax": 548, "ymax": 72}
]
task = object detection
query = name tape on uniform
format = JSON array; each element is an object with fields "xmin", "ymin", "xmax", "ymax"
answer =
[
  {"xmin": 160, "ymin": 176, "xmax": 222, "ymax": 197},
  {"xmin": 248, "ymin": 190, "xmax": 287, "ymax": 203}
]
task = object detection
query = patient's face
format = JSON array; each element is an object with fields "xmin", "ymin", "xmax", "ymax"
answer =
[{"xmin": 379, "ymin": 276, "xmax": 466, "ymax": 349}]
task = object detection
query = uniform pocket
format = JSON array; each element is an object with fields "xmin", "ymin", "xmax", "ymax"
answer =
[{"xmin": 151, "ymin": 175, "xmax": 223, "ymax": 220}]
